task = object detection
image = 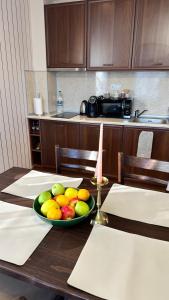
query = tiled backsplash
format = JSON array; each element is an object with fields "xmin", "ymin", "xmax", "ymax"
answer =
[
  {"xmin": 26, "ymin": 70, "xmax": 169, "ymax": 116},
  {"xmin": 56, "ymin": 71, "xmax": 169, "ymax": 116}
]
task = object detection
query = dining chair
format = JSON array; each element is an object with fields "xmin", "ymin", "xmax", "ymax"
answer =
[
  {"xmin": 55, "ymin": 145, "xmax": 98, "ymax": 177},
  {"xmin": 118, "ymin": 152, "xmax": 169, "ymax": 191}
]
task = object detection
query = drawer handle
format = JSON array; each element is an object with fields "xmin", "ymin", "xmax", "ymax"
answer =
[
  {"xmin": 151, "ymin": 62, "xmax": 163, "ymax": 66},
  {"xmin": 103, "ymin": 63, "xmax": 114, "ymax": 66}
]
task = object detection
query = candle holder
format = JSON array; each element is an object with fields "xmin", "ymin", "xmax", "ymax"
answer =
[{"xmin": 90, "ymin": 176, "xmax": 109, "ymax": 226}]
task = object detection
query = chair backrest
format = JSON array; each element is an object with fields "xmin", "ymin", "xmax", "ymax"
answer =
[
  {"xmin": 55, "ymin": 145, "xmax": 98, "ymax": 176},
  {"xmin": 118, "ymin": 152, "xmax": 169, "ymax": 191}
]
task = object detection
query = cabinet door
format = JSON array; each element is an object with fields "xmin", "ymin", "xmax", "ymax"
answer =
[
  {"xmin": 45, "ymin": 2, "xmax": 86, "ymax": 68},
  {"xmin": 41, "ymin": 121, "xmax": 79, "ymax": 168},
  {"xmin": 123, "ymin": 126, "xmax": 169, "ymax": 161},
  {"xmin": 87, "ymin": 0, "xmax": 135, "ymax": 70},
  {"xmin": 79, "ymin": 124, "xmax": 123, "ymax": 178},
  {"xmin": 132, "ymin": 0, "xmax": 169, "ymax": 69}
]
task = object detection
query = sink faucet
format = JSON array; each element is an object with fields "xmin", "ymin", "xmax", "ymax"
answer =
[{"xmin": 134, "ymin": 109, "xmax": 148, "ymax": 118}]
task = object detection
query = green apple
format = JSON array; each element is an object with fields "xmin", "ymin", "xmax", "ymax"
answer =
[
  {"xmin": 38, "ymin": 191, "xmax": 51, "ymax": 205},
  {"xmin": 52, "ymin": 183, "xmax": 65, "ymax": 196},
  {"xmin": 75, "ymin": 201, "xmax": 90, "ymax": 217}
]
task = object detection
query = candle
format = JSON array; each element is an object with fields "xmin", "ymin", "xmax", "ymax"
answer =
[{"xmin": 96, "ymin": 123, "xmax": 103, "ymax": 184}]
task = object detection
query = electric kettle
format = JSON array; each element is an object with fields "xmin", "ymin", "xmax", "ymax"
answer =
[{"xmin": 80, "ymin": 100, "xmax": 88, "ymax": 115}]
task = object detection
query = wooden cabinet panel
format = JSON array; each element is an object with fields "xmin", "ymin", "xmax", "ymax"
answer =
[
  {"xmin": 133, "ymin": 0, "xmax": 169, "ymax": 69},
  {"xmin": 87, "ymin": 0, "xmax": 135, "ymax": 70},
  {"xmin": 123, "ymin": 126, "xmax": 169, "ymax": 161},
  {"xmin": 103, "ymin": 125, "xmax": 123, "ymax": 177},
  {"xmin": 45, "ymin": 2, "xmax": 86, "ymax": 68},
  {"xmin": 79, "ymin": 123, "xmax": 123, "ymax": 178},
  {"xmin": 151, "ymin": 129, "xmax": 169, "ymax": 161},
  {"xmin": 41, "ymin": 121, "xmax": 79, "ymax": 168}
]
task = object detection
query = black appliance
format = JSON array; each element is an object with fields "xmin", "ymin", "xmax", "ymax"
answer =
[
  {"xmin": 86, "ymin": 96, "xmax": 99, "ymax": 118},
  {"xmin": 86, "ymin": 95, "xmax": 132, "ymax": 118},
  {"xmin": 99, "ymin": 97, "xmax": 132, "ymax": 118}
]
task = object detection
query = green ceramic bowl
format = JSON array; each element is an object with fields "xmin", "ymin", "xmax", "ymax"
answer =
[{"xmin": 33, "ymin": 189, "xmax": 95, "ymax": 227}]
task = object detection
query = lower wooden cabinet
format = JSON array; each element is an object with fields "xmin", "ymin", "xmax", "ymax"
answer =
[
  {"xmin": 79, "ymin": 123, "xmax": 123, "ymax": 178},
  {"xmin": 123, "ymin": 126, "xmax": 169, "ymax": 161},
  {"xmin": 38, "ymin": 120, "xmax": 123, "ymax": 179},
  {"xmin": 40, "ymin": 120, "xmax": 79, "ymax": 168},
  {"xmin": 29, "ymin": 119, "xmax": 169, "ymax": 181}
]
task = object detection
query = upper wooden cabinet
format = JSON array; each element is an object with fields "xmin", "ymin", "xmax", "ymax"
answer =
[
  {"xmin": 132, "ymin": 0, "xmax": 169, "ymax": 69},
  {"xmin": 44, "ymin": 2, "xmax": 86, "ymax": 68},
  {"xmin": 87, "ymin": 0, "xmax": 135, "ymax": 70}
]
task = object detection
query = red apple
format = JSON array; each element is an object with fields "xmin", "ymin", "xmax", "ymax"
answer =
[
  {"xmin": 69, "ymin": 198, "xmax": 78, "ymax": 208},
  {"xmin": 61, "ymin": 205, "xmax": 75, "ymax": 220}
]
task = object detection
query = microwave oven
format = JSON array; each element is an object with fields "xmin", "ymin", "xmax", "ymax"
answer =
[{"xmin": 86, "ymin": 96, "xmax": 132, "ymax": 118}]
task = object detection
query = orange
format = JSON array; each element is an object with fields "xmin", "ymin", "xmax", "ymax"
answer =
[
  {"xmin": 41, "ymin": 199, "xmax": 59, "ymax": 217},
  {"xmin": 47, "ymin": 207, "xmax": 62, "ymax": 220},
  {"xmin": 77, "ymin": 189, "xmax": 90, "ymax": 201},
  {"xmin": 56, "ymin": 195, "xmax": 69, "ymax": 207}
]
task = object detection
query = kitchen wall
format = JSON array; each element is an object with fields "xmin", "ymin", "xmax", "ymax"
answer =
[
  {"xmin": 0, "ymin": 0, "xmax": 32, "ymax": 174},
  {"xmin": 55, "ymin": 71, "xmax": 169, "ymax": 116}
]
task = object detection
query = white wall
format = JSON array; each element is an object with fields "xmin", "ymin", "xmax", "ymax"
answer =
[
  {"xmin": 0, "ymin": 0, "xmax": 33, "ymax": 173},
  {"xmin": 29, "ymin": 0, "xmax": 47, "ymax": 70}
]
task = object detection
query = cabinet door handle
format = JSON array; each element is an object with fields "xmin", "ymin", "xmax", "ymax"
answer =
[
  {"xmin": 103, "ymin": 63, "xmax": 114, "ymax": 66},
  {"xmin": 151, "ymin": 62, "xmax": 163, "ymax": 66}
]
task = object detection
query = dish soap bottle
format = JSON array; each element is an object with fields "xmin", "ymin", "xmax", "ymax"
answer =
[{"xmin": 56, "ymin": 90, "xmax": 64, "ymax": 114}]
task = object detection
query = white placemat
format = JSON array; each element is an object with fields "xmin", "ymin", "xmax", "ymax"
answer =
[
  {"xmin": 101, "ymin": 184, "xmax": 169, "ymax": 227},
  {"xmin": 0, "ymin": 201, "xmax": 52, "ymax": 265},
  {"xmin": 68, "ymin": 225, "xmax": 169, "ymax": 300},
  {"xmin": 2, "ymin": 170, "xmax": 83, "ymax": 200}
]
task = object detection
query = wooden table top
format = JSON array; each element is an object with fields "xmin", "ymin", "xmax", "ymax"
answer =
[{"xmin": 1, "ymin": 167, "xmax": 169, "ymax": 300}]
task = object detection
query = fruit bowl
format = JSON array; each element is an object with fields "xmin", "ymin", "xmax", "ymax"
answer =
[{"xmin": 33, "ymin": 189, "xmax": 95, "ymax": 227}]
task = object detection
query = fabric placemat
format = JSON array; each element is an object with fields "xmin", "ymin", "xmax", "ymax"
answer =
[
  {"xmin": 2, "ymin": 170, "xmax": 83, "ymax": 200},
  {"xmin": 0, "ymin": 201, "xmax": 52, "ymax": 265},
  {"xmin": 101, "ymin": 184, "xmax": 169, "ymax": 227},
  {"xmin": 68, "ymin": 224, "xmax": 169, "ymax": 300}
]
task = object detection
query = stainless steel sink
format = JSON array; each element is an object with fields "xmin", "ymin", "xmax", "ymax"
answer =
[{"xmin": 130, "ymin": 117, "xmax": 169, "ymax": 124}]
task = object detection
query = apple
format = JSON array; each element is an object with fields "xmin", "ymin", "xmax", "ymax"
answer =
[
  {"xmin": 75, "ymin": 201, "xmax": 90, "ymax": 217},
  {"xmin": 69, "ymin": 198, "xmax": 78, "ymax": 208},
  {"xmin": 38, "ymin": 191, "xmax": 51, "ymax": 205},
  {"xmin": 52, "ymin": 183, "xmax": 65, "ymax": 196},
  {"xmin": 61, "ymin": 205, "xmax": 75, "ymax": 220}
]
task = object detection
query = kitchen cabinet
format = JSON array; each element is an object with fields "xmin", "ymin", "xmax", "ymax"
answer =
[
  {"xmin": 28, "ymin": 119, "xmax": 169, "ymax": 183},
  {"xmin": 45, "ymin": 2, "xmax": 86, "ymax": 68},
  {"xmin": 28, "ymin": 119, "xmax": 41, "ymax": 167},
  {"xmin": 122, "ymin": 125, "xmax": 169, "ymax": 187},
  {"xmin": 132, "ymin": 0, "xmax": 169, "ymax": 69},
  {"xmin": 87, "ymin": 0, "xmax": 135, "ymax": 70},
  {"xmin": 123, "ymin": 126, "xmax": 169, "ymax": 161},
  {"xmin": 40, "ymin": 120, "xmax": 80, "ymax": 168},
  {"xmin": 79, "ymin": 123, "xmax": 123, "ymax": 178}
]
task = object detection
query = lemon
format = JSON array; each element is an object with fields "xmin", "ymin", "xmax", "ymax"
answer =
[
  {"xmin": 41, "ymin": 199, "xmax": 59, "ymax": 217},
  {"xmin": 64, "ymin": 187, "xmax": 78, "ymax": 200}
]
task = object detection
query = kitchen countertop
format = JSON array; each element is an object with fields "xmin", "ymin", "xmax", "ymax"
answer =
[{"xmin": 27, "ymin": 113, "xmax": 169, "ymax": 129}]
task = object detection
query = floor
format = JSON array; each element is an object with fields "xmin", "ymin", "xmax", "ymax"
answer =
[{"xmin": 0, "ymin": 273, "xmax": 57, "ymax": 300}]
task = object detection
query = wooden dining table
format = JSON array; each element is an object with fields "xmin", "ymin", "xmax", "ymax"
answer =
[{"xmin": 1, "ymin": 167, "xmax": 169, "ymax": 300}]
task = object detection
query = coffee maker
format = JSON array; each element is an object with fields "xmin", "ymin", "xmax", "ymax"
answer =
[{"xmin": 86, "ymin": 96, "xmax": 99, "ymax": 117}]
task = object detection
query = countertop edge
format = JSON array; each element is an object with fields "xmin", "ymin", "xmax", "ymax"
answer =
[{"xmin": 27, "ymin": 115, "xmax": 169, "ymax": 129}]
